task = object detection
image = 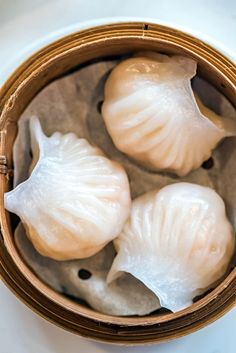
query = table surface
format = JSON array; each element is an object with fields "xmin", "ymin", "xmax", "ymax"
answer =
[{"xmin": 0, "ymin": 1, "xmax": 235, "ymax": 352}]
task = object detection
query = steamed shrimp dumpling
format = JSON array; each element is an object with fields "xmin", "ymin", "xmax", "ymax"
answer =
[
  {"xmin": 102, "ymin": 54, "xmax": 236, "ymax": 176},
  {"xmin": 5, "ymin": 117, "xmax": 131, "ymax": 260},
  {"xmin": 108, "ymin": 183, "xmax": 235, "ymax": 312}
]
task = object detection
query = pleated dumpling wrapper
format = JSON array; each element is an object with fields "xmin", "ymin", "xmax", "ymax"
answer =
[
  {"xmin": 15, "ymin": 223, "xmax": 161, "ymax": 316},
  {"xmin": 4, "ymin": 117, "xmax": 131, "ymax": 260},
  {"xmin": 107, "ymin": 183, "xmax": 235, "ymax": 312},
  {"xmin": 102, "ymin": 53, "xmax": 236, "ymax": 176}
]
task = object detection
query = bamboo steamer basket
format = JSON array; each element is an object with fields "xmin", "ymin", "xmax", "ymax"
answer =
[{"xmin": 0, "ymin": 22, "xmax": 235, "ymax": 345}]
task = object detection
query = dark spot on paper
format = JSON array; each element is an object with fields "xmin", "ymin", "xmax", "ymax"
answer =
[
  {"xmin": 61, "ymin": 285, "xmax": 68, "ymax": 293},
  {"xmin": 202, "ymin": 157, "xmax": 214, "ymax": 169},
  {"xmin": 78, "ymin": 268, "xmax": 92, "ymax": 280}
]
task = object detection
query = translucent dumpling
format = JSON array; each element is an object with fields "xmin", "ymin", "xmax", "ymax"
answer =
[
  {"xmin": 15, "ymin": 223, "xmax": 161, "ymax": 316},
  {"xmin": 5, "ymin": 117, "xmax": 131, "ymax": 260},
  {"xmin": 102, "ymin": 54, "xmax": 236, "ymax": 176},
  {"xmin": 107, "ymin": 183, "xmax": 235, "ymax": 312}
]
